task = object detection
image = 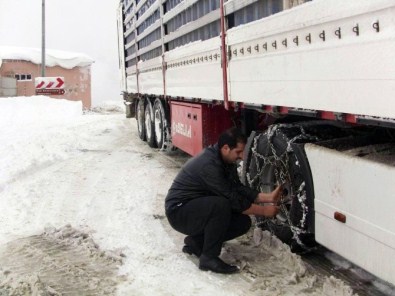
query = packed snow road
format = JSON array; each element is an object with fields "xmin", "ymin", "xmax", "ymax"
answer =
[{"xmin": 0, "ymin": 97, "xmax": 378, "ymax": 295}]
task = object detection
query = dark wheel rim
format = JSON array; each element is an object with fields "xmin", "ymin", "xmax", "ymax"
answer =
[
  {"xmin": 255, "ymin": 156, "xmax": 294, "ymax": 234},
  {"xmin": 145, "ymin": 106, "xmax": 152, "ymax": 140},
  {"xmin": 154, "ymin": 107, "xmax": 163, "ymax": 146},
  {"xmin": 137, "ymin": 100, "xmax": 145, "ymax": 139},
  {"xmin": 145, "ymin": 103, "xmax": 157, "ymax": 148}
]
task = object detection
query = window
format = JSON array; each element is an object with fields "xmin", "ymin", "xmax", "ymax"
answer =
[
  {"xmin": 139, "ymin": 46, "xmax": 162, "ymax": 61},
  {"xmin": 167, "ymin": 20, "xmax": 220, "ymax": 50},
  {"xmin": 137, "ymin": 9, "xmax": 160, "ymax": 35},
  {"xmin": 137, "ymin": 0, "xmax": 157, "ymax": 19},
  {"xmin": 138, "ymin": 28, "xmax": 161, "ymax": 49},
  {"xmin": 166, "ymin": 0, "xmax": 220, "ymax": 34},
  {"xmin": 15, "ymin": 74, "xmax": 32, "ymax": 81},
  {"xmin": 165, "ymin": 0, "xmax": 183, "ymax": 13},
  {"xmin": 230, "ymin": 0, "xmax": 284, "ymax": 28},
  {"xmin": 126, "ymin": 58, "xmax": 137, "ymax": 68}
]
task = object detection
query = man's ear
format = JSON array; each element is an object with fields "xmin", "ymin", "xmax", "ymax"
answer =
[{"xmin": 221, "ymin": 144, "xmax": 230, "ymax": 153}]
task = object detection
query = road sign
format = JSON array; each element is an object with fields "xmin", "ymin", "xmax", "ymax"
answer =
[
  {"xmin": 35, "ymin": 77, "xmax": 65, "ymax": 96},
  {"xmin": 36, "ymin": 88, "xmax": 65, "ymax": 95},
  {"xmin": 35, "ymin": 77, "xmax": 65, "ymax": 89}
]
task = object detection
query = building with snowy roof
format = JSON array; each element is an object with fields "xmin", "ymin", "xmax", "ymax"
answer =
[{"xmin": 0, "ymin": 46, "xmax": 94, "ymax": 109}]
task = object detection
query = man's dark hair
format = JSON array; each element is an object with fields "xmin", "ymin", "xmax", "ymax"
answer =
[{"xmin": 218, "ymin": 127, "xmax": 247, "ymax": 149}]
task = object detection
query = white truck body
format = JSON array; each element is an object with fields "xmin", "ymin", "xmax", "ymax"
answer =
[{"xmin": 306, "ymin": 143, "xmax": 395, "ymax": 286}]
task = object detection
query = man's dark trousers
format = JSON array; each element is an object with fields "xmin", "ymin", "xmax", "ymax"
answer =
[{"xmin": 166, "ymin": 196, "xmax": 252, "ymax": 257}]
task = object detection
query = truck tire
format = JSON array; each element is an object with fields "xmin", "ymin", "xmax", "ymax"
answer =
[
  {"xmin": 136, "ymin": 98, "xmax": 146, "ymax": 141},
  {"xmin": 245, "ymin": 124, "xmax": 315, "ymax": 251},
  {"xmin": 145, "ymin": 101, "xmax": 157, "ymax": 148},
  {"xmin": 153, "ymin": 98, "xmax": 166, "ymax": 149}
]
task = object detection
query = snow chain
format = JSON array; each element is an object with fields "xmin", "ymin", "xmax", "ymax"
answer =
[{"xmin": 245, "ymin": 124, "xmax": 319, "ymax": 247}]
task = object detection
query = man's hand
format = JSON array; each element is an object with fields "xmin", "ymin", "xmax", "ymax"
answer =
[
  {"xmin": 255, "ymin": 185, "xmax": 283, "ymax": 204},
  {"xmin": 268, "ymin": 185, "xmax": 282, "ymax": 204},
  {"xmin": 261, "ymin": 204, "xmax": 280, "ymax": 217},
  {"xmin": 242, "ymin": 204, "xmax": 279, "ymax": 217}
]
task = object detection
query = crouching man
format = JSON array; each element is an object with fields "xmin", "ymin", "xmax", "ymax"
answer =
[{"xmin": 165, "ymin": 127, "xmax": 282, "ymax": 274}]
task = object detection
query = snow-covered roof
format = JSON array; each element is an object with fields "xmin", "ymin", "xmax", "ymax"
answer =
[{"xmin": 0, "ymin": 46, "xmax": 94, "ymax": 69}]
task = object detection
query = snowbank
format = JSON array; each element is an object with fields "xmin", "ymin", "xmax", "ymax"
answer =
[
  {"xmin": 0, "ymin": 96, "xmax": 83, "ymax": 189},
  {"xmin": 0, "ymin": 96, "xmax": 82, "ymax": 128},
  {"xmin": 0, "ymin": 46, "xmax": 94, "ymax": 69},
  {"xmin": 89, "ymin": 100, "xmax": 125, "ymax": 114}
]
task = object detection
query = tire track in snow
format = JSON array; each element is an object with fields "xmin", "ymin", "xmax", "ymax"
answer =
[{"xmin": 0, "ymin": 225, "xmax": 124, "ymax": 295}]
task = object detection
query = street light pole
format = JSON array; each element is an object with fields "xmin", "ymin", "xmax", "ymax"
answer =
[{"xmin": 41, "ymin": 0, "xmax": 46, "ymax": 77}]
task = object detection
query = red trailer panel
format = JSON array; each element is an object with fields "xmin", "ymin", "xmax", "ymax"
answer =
[{"xmin": 170, "ymin": 101, "xmax": 232, "ymax": 156}]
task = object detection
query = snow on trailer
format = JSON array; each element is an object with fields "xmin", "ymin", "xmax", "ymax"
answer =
[{"xmin": 117, "ymin": 0, "xmax": 395, "ymax": 287}]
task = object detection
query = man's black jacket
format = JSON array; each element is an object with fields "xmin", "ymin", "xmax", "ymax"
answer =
[{"xmin": 165, "ymin": 144, "xmax": 259, "ymax": 213}]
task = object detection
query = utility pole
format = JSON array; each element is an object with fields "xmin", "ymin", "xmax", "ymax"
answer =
[{"xmin": 41, "ymin": 0, "xmax": 46, "ymax": 77}]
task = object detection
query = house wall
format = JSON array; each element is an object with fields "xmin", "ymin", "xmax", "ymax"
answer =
[{"xmin": 0, "ymin": 60, "xmax": 91, "ymax": 109}]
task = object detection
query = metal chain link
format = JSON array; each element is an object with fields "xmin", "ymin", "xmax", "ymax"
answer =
[{"xmin": 245, "ymin": 124, "xmax": 319, "ymax": 247}]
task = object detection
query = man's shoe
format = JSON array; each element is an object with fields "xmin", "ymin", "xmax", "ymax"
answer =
[
  {"xmin": 182, "ymin": 245, "xmax": 200, "ymax": 257},
  {"xmin": 199, "ymin": 255, "xmax": 239, "ymax": 274},
  {"xmin": 182, "ymin": 236, "xmax": 202, "ymax": 257}
]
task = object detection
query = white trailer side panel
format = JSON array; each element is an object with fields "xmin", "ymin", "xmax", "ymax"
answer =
[
  {"xmin": 166, "ymin": 63, "xmax": 223, "ymax": 100},
  {"xmin": 139, "ymin": 71, "xmax": 163, "ymax": 96},
  {"xmin": 165, "ymin": 38, "xmax": 223, "ymax": 100},
  {"xmin": 126, "ymin": 74, "xmax": 138, "ymax": 93},
  {"xmin": 305, "ymin": 143, "xmax": 395, "ymax": 285},
  {"xmin": 227, "ymin": 0, "xmax": 395, "ymax": 120},
  {"xmin": 138, "ymin": 57, "xmax": 163, "ymax": 96}
]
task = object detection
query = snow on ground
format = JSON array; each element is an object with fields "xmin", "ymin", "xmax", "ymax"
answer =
[
  {"xmin": 89, "ymin": 99, "xmax": 125, "ymax": 114},
  {"xmin": 0, "ymin": 96, "xmax": 360, "ymax": 295}
]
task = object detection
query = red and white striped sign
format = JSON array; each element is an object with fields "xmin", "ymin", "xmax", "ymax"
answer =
[
  {"xmin": 35, "ymin": 77, "xmax": 65, "ymax": 95},
  {"xmin": 35, "ymin": 77, "xmax": 65, "ymax": 89}
]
